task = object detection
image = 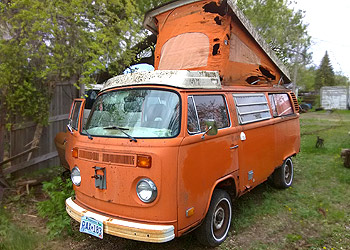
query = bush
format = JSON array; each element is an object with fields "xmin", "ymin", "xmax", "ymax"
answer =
[{"xmin": 37, "ymin": 177, "xmax": 74, "ymax": 238}]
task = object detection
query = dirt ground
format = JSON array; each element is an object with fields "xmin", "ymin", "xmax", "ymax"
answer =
[
  {"xmin": 300, "ymin": 110, "xmax": 350, "ymax": 121},
  {"xmin": 2, "ymin": 182, "xmax": 303, "ymax": 250}
]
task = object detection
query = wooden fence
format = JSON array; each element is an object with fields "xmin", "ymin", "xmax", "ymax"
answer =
[{"xmin": 0, "ymin": 81, "xmax": 79, "ymax": 179}]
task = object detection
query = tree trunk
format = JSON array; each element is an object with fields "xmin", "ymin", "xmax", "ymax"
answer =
[{"xmin": 341, "ymin": 149, "xmax": 350, "ymax": 168}]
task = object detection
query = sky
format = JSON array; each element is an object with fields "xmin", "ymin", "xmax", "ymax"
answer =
[{"xmin": 292, "ymin": 0, "xmax": 350, "ymax": 77}]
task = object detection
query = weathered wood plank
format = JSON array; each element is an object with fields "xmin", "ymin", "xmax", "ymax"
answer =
[
  {"xmin": 0, "ymin": 147, "xmax": 38, "ymax": 166},
  {"xmin": 3, "ymin": 151, "xmax": 58, "ymax": 175},
  {"xmin": 6, "ymin": 83, "xmax": 76, "ymax": 175},
  {"xmin": 12, "ymin": 114, "xmax": 69, "ymax": 131}
]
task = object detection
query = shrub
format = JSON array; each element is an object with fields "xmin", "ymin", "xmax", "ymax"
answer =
[{"xmin": 37, "ymin": 177, "xmax": 74, "ymax": 238}]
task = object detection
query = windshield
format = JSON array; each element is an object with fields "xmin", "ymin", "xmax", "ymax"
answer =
[{"xmin": 84, "ymin": 89, "xmax": 180, "ymax": 138}]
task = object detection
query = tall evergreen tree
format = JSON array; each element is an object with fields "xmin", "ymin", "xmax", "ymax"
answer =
[{"xmin": 315, "ymin": 51, "xmax": 335, "ymax": 91}]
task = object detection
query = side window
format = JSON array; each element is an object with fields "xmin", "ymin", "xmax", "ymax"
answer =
[
  {"xmin": 233, "ymin": 93, "xmax": 271, "ymax": 124},
  {"xmin": 187, "ymin": 95, "xmax": 229, "ymax": 133},
  {"xmin": 70, "ymin": 101, "xmax": 82, "ymax": 130},
  {"xmin": 269, "ymin": 93, "xmax": 293, "ymax": 116}
]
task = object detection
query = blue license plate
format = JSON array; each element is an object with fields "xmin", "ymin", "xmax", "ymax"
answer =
[{"xmin": 79, "ymin": 216, "xmax": 104, "ymax": 239}]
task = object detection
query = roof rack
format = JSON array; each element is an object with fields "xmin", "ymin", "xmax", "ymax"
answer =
[{"xmin": 102, "ymin": 70, "xmax": 221, "ymax": 91}]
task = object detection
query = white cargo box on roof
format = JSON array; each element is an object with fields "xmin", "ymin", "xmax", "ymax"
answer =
[{"xmin": 101, "ymin": 70, "xmax": 221, "ymax": 91}]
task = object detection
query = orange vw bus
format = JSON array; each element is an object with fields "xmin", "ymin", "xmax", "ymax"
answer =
[
  {"xmin": 64, "ymin": 0, "xmax": 300, "ymax": 246},
  {"xmin": 65, "ymin": 70, "xmax": 300, "ymax": 246}
]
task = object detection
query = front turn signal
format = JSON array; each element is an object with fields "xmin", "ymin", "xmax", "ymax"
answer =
[
  {"xmin": 137, "ymin": 155, "xmax": 152, "ymax": 168},
  {"xmin": 72, "ymin": 147, "xmax": 79, "ymax": 158}
]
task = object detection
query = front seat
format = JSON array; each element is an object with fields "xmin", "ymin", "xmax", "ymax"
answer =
[{"xmin": 144, "ymin": 104, "xmax": 168, "ymax": 128}]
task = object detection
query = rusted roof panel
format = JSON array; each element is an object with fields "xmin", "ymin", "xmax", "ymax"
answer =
[{"xmin": 143, "ymin": 0, "xmax": 291, "ymax": 85}]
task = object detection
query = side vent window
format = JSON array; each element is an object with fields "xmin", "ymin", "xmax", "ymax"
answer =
[
  {"xmin": 70, "ymin": 101, "xmax": 83, "ymax": 130},
  {"xmin": 233, "ymin": 93, "xmax": 271, "ymax": 124},
  {"xmin": 269, "ymin": 93, "xmax": 294, "ymax": 117},
  {"xmin": 187, "ymin": 96, "xmax": 201, "ymax": 133}
]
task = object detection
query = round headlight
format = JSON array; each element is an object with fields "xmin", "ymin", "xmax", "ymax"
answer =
[
  {"xmin": 71, "ymin": 166, "xmax": 81, "ymax": 186},
  {"xmin": 136, "ymin": 178, "xmax": 157, "ymax": 203}
]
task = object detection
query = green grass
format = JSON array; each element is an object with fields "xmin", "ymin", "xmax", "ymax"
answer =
[
  {"xmin": 225, "ymin": 110, "xmax": 350, "ymax": 250},
  {"xmin": 0, "ymin": 207, "xmax": 41, "ymax": 250}
]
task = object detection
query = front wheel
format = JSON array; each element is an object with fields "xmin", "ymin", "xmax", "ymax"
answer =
[
  {"xmin": 272, "ymin": 157, "xmax": 294, "ymax": 189},
  {"xmin": 195, "ymin": 189, "xmax": 232, "ymax": 247}
]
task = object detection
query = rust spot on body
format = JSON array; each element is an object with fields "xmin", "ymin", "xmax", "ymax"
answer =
[
  {"xmin": 212, "ymin": 43, "xmax": 220, "ymax": 55},
  {"xmin": 203, "ymin": 1, "xmax": 227, "ymax": 16},
  {"xmin": 214, "ymin": 16, "xmax": 222, "ymax": 25}
]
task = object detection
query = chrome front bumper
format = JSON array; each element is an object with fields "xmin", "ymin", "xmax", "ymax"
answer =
[{"xmin": 65, "ymin": 197, "xmax": 175, "ymax": 243}]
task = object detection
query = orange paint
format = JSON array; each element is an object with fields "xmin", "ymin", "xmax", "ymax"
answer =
[
  {"xmin": 63, "ymin": 0, "xmax": 300, "ymax": 246},
  {"xmin": 64, "ymin": 85, "xmax": 300, "ymax": 242}
]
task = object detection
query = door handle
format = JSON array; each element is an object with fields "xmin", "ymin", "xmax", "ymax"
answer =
[{"xmin": 230, "ymin": 145, "xmax": 239, "ymax": 150}]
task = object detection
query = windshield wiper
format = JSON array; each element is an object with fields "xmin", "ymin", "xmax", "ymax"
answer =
[
  {"xmin": 83, "ymin": 127, "xmax": 93, "ymax": 140},
  {"xmin": 103, "ymin": 126, "xmax": 137, "ymax": 142}
]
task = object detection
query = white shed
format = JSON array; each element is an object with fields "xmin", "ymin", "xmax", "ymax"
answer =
[{"xmin": 320, "ymin": 86, "xmax": 350, "ymax": 110}]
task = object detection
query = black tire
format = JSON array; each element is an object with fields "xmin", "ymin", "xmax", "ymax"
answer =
[
  {"xmin": 195, "ymin": 189, "xmax": 232, "ymax": 247},
  {"xmin": 272, "ymin": 157, "xmax": 294, "ymax": 189}
]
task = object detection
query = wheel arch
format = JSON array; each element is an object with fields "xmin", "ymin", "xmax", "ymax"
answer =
[
  {"xmin": 273, "ymin": 153, "xmax": 296, "ymax": 171},
  {"xmin": 285, "ymin": 153, "xmax": 297, "ymax": 160},
  {"xmin": 203, "ymin": 172, "xmax": 238, "ymax": 218}
]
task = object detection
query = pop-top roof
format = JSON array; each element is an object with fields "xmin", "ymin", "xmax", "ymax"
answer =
[
  {"xmin": 101, "ymin": 70, "xmax": 221, "ymax": 91},
  {"xmin": 143, "ymin": 0, "xmax": 290, "ymax": 83}
]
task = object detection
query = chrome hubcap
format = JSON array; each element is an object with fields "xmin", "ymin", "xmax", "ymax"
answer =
[
  {"xmin": 213, "ymin": 207, "xmax": 225, "ymax": 230},
  {"xmin": 285, "ymin": 166, "xmax": 290, "ymax": 180}
]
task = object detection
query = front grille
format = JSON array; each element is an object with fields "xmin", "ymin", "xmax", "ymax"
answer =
[
  {"xmin": 78, "ymin": 149, "xmax": 136, "ymax": 167},
  {"xmin": 79, "ymin": 150, "xmax": 99, "ymax": 161},
  {"xmin": 102, "ymin": 153, "xmax": 136, "ymax": 166}
]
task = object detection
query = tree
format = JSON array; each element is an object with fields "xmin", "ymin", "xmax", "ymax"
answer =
[
  {"xmin": 314, "ymin": 51, "xmax": 335, "ymax": 91},
  {"xmin": 297, "ymin": 66, "xmax": 316, "ymax": 92},
  {"xmin": 0, "ymin": 0, "xmax": 167, "ymax": 126},
  {"xmin": 236, "ymin": 0, "xmax": 311, "ymax": 64},
  {"xmin": 334, "ymin": 73, "xmax": 350, "ymax": 86}
]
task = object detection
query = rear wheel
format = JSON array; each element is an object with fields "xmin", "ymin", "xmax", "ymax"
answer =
[
  {"xmin": 195, "ymin": 189, "xmax": 232, "ymax": 247},
  {"xmin": 272, "ymin": 157, "xmax": 294, "ymax": 189}
]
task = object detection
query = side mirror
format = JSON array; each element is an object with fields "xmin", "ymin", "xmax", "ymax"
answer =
[
  {"xmin": 67, "ymin": 119, "xmax": 73, "ymax": 134},
  {"xmin": 201, "ymin": 119, "xmax": 218, "ymax": 139}
]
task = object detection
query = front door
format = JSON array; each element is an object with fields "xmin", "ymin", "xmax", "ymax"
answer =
[
  {"xmin": 178, "ymin": 94, "xmax": 239, "ymax": 231},
  {"xmin": 65, "ymin": 99, "xmax": 85, "ymax": 168}
]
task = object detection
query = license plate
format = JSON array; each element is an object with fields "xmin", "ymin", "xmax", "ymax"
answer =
[{"xmin": 79, "ymin": 216, "xmax": 104, "ymax": 239}]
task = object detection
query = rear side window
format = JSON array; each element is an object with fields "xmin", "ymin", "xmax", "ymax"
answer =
[
  {"xmin": 269, "ymin": 93, "xmax": 293, "ymax": 116},
  {"xmin": 233, "ymin": 93, "xmax": 271, "ymax": 124},
  {"xmin": 187, "ymin": 95, "xmax": 229, "ymax": 133}
]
